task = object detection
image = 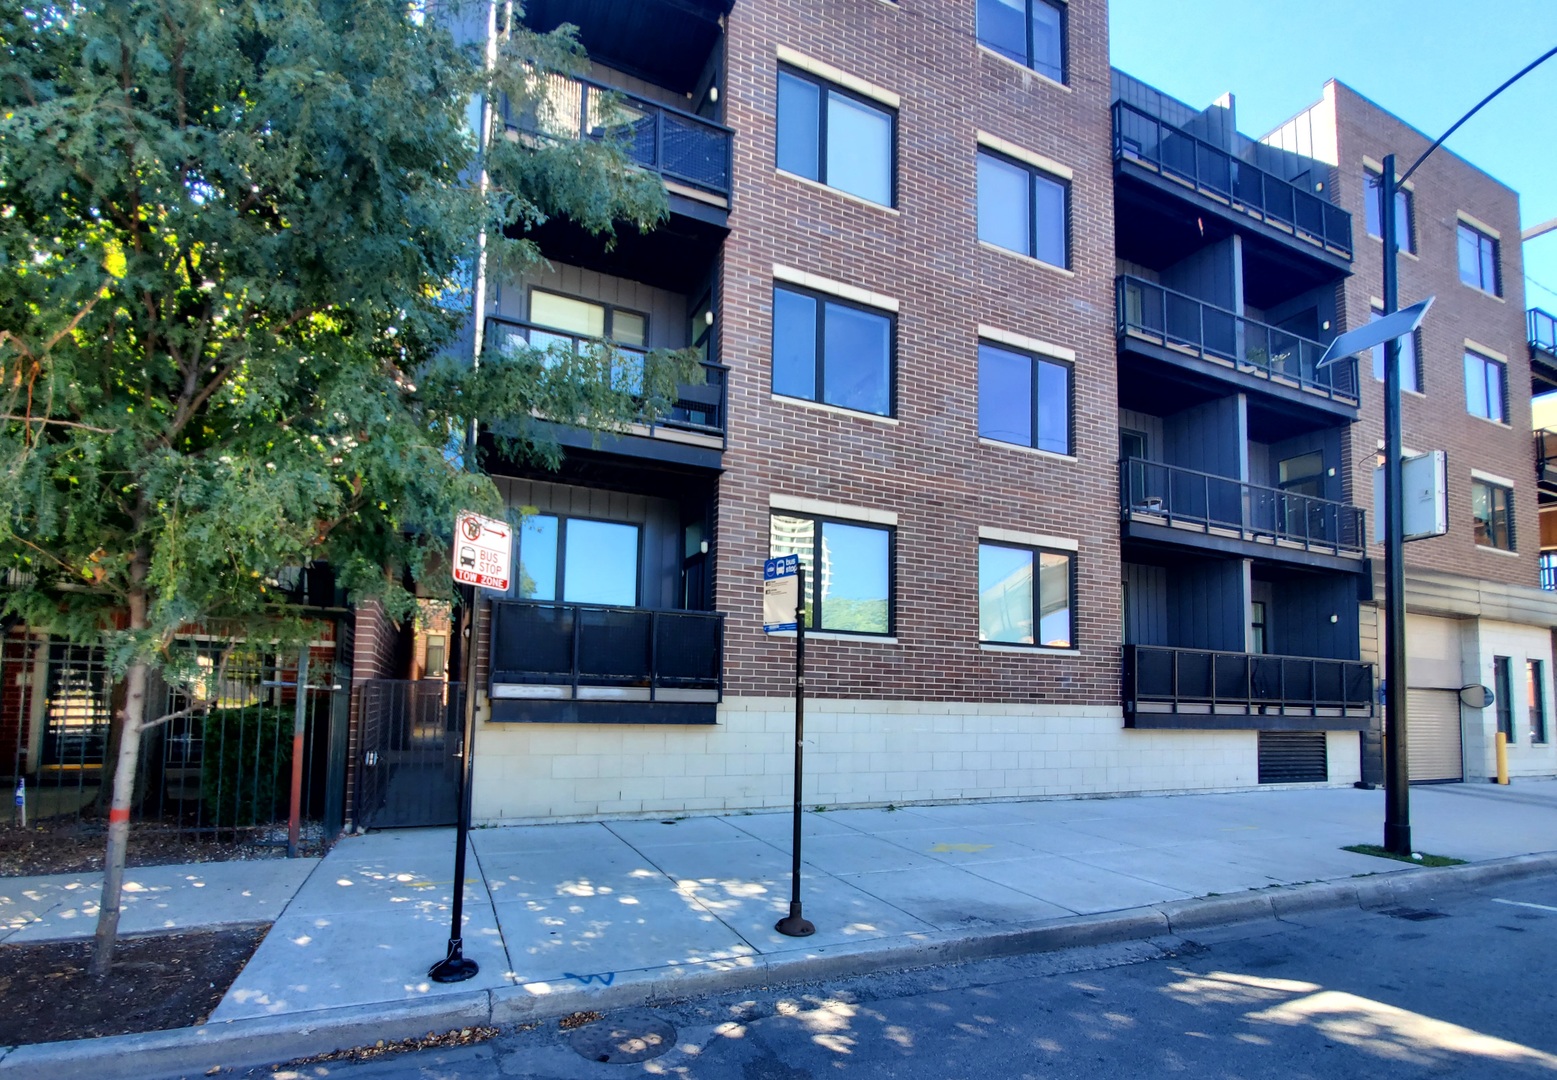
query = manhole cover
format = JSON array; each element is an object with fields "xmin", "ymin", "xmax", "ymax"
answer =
[{"xmin": 569, "ymin": 1010, "xmax": 677, "ymax": 1064}]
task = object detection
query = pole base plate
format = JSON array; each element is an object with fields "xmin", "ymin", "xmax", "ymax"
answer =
[
  {"xmin": 775, "ymin": 902, "xmax": 815, "ymax": 937},
  {"xmin": 429, "ymin": 939, "xmax": 480, "ymax": 983}
]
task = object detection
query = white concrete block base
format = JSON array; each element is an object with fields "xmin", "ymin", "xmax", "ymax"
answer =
[{"xmin": 470, "ymin": 698, "xmax": 1364, "ymax": 823}]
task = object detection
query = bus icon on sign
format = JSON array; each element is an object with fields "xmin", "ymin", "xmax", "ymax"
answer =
[{"xmin": 458, "ymin": 546, "xmax": 476, "ymax": 569}]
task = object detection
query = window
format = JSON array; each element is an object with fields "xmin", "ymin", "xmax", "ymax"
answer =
[
  {"xmin": 979, "ymin": 542, "xmax": 1074, "ymax": 647},
  {"xmin": 978, "ymin": 150, "xmax": 1068, "ymax": 268},
  {"xmin": 772, "ymin": 285, "xmax": 894, "ymax": 416},
  {"xmin": 517, "ymin": 514, "xmax": 640, "ymax": 607},
  {"xmin": 1457, "ymin": 222, "xmax": 1501, "ymax": 295},
  {"xmin": 977, "ymin": 0, "xmax": 1065, "ymax": 83},
  {"xmin": 1363, "ymin": 171, "xmax": 1414, "ymax": 253},
  {"xmin": 1249, "ymin": 601, "xmax": 1268, "ymax": 655},
  {"xmin": 1494, "ymin": 656, "xmax": 1514, "ymax": 743},
  {"xmin": 1529, "ymin": 659, "xmax": 1548, "ymax": 744},
  {"xmin": 776, "ymin": 69, "xmax": 894, "ymax": 206},
  {"xmin": 423, "ymin": 635, "xmax": 446, "ymax": 679},
  {"xmin": 770, "ymin": 513, "xmax": 892, "ymax": 635},
  {"xmin": 529, "ymin": 290, "xmax": 646, "ymax": 349},
  {"xmin": 1369, "ymin": 309, "xmax": 1421, "ymax": 392},
  {"xmin": 1471, "ymin": 479, "xmax": 1514, "ymax": 551},
  {"xmin": 978, "ymin": 342, "xmax": 1071, "ymax": 454},
  {"xmin": 1463, "ymin": 350, "xmax": 1507, "ymax": 423}
]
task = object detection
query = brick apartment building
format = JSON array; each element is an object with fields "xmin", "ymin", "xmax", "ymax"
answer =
[
  {"xmin": 1265, "ymin": 81, "xmax": 1557, "ymax": 783},
  {"xmin": 336, "ymin": 1, "xmax": 1556, "ymax": 829}
]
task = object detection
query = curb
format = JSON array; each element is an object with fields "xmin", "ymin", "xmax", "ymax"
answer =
[{"xmin": 5, "ymin": 850, "xmax": 1555, "ymax": 1079}]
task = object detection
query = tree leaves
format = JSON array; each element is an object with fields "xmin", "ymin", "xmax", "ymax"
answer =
[{"xmin": 0, "ymin": 0, "xmax": 691, "ymax": 671}]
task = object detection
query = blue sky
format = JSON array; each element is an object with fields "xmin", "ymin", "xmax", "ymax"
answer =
[{"xmin": 1109, "ymin": 0, "xmax": 1557, "ymax": 313}]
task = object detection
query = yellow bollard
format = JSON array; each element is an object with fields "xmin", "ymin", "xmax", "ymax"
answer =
[{"xmin": 1495, "ymin": 731, "xmax": 1509, "ymax": 785}]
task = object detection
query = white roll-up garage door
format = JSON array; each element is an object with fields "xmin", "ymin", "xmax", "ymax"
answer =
[{"xmin": 1405, "ymin": 688, "xmax": 1463, "ymax": 782}]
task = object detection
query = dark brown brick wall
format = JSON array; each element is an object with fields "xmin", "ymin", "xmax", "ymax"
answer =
[
  {"xmin": 1330, "ymin": 82, "xmax": 1537, "ymax": 588},
  {"xmin": 713, "ymin": 0, "xmax": 1121, "ymax": 703}
]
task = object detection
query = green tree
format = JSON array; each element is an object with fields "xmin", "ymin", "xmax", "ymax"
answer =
[{"xmin": 0, "ymin": 0, "xmax": 691, "ymax": 975}]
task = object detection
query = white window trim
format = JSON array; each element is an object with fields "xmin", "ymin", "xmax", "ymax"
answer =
[
  {"xmin": 776, "ymin": 169, "xmax": 902, "ymax": 215},
  {"xmin": 978, "ymin": 526, "xmax": 1078, "ymax": 552},
  {"xmin": 771, "ymin": 393, "xmax": 901, "ymax": 425},
  {"xmin": 776, "ymin": 46, "xmax": 900, "ymax": 109},
  {"xmin": 1472, "ymin": 468, "xmax": 1516, "ymax": 489},
  {"xmin": 979, "ymin": 241, "xmax": 1077, "ymax": 277},
  {"xmin": 772, "ymin": 265, "xmax": 899, "ymax": 312},
  {"xmin": 977, "ymin": 44, "xmax": 1072, "ymax": 93},
  {"xmin": 978, "ymin": 437, "xmax": 1079, "ymax": 462},
  {"xmin": 976, "ymin": 131, "xmax": 1074, "ymax": 180},
  {"xmin": 769, "ymin": 630, "xmax": 900, "ymax": 644},
  {"xmin": 1456, "ymin": 210, "xmax": 1501, "ymax": 240},
  {"xmin": 979, "ymin": 643, "xmax": 1080, "ymax": 656},
  {"xmin": 770, "ymin": 493, "xmax": 897, "ymax": 527},
  {"xmin": 977, "ymin": 324, "xmax": 1076, "ymax": 362},
  {"xmin": 1464, "ymin": 339, "xmax": 1509, "ymax": 363},
  {"xmin": 1362, "ymin": 156, "xmax": 1414, "ymax": 191}
]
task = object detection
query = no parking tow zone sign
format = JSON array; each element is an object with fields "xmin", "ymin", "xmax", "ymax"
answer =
[{"xmin": 451, "ymin": 511, "xmax": 512, "ymax": 592}]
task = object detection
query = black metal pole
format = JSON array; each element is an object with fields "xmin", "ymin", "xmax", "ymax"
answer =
[
  {"xmin": 775, "ymin": 564, "xmax": 814, "ymax": 937},
  {"xmin": 431, "ymin": 588, "xmax": 482, "ymax": 981},
  {"xmin": 1381, "ymin": 154, "xmax": 1411, "ymax": 856}
]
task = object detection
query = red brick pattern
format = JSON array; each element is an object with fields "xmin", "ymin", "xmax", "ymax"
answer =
[
  {"xmin": 714, "ymin": 0, "xmax": 1121, "ymax": 703},
  {"xmin": 1330, "ymin": 82, "xmax": 1537, "ymax": 588}
]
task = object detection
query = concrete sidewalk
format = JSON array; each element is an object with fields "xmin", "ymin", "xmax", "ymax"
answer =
[{"xmin": 3, "ymin": 781, "xmax": 1557, "ymax": 1077}]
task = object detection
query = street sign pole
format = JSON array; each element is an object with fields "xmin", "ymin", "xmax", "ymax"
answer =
[
  {"xmin": 775, "ymin": 563, "xmax": 815, "ymax": 938},
  {"xmin": 431, "ymin": 509, "xmax": 511, "ymax": 983},
  {"xmin": 431, "ymin": 584, "xmax": 482, "ymax": 983}
]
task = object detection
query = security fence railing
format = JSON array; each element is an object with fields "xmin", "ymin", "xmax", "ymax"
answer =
[{"xmin": 3, "ymin": 632, "xmax": 345, "ymax": 849}]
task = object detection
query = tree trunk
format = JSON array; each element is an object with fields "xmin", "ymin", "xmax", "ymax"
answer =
[{"xmin": 89, "ymin": 584, "xmax": 149, "ymax": 979}]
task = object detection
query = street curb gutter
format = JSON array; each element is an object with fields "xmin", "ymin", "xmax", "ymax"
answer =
[{"xmin": 5, "ymin": 850, "xmax": 1555, "ymax": 1080}]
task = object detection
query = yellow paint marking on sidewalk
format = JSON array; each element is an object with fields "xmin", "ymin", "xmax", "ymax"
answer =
[{"xmin": 929, "ymin": 842, "xmax": 994, "ymax": 854}]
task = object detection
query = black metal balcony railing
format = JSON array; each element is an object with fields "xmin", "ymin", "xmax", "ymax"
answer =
[
  {"xmin": 489, "ymin": 600, "xmax": 725, "ymax": 703},
  {"xmin": 485, "ymin": 316, "xmax": 727, "ymax": 439},
  {"xmin": 1125, "ymin": 645, "xmax": 1374, "ymax": 717},
  {"xmin": 1117, "ymin": 276, "xmax": 1359, "ymax": 405},
  {"xmin": 1121, "ymin": 458, "xmax": 1367, "ymax": 558},
  {"xmin": 1532, "ymin": 308, "xmax": 1557, "ymax": 356},
  {"xmin": 1112, "ymin": 101, "xmax": 1353, "ymax": 259},
  {"xmin": 508, "ymin": 73, "xmax": 733, "ymax": 200}
]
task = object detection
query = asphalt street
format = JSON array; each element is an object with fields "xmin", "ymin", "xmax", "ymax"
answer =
[{"xmin": 227, "ymin": 871, "xmax": 1557, "ymax": 1080}]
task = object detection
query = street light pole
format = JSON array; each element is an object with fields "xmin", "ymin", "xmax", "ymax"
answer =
[
  {"xmin": 1377, "ymin": 43, "xmax": 1557, "ymax": 855},
  {"xmin": 1380, "ymin": 153, "xmax": 1410, "ymax": 855}
]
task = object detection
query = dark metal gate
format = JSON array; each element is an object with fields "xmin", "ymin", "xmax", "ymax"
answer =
[
  {"xmin": 1257, "ymin": 730, "xmax": 1329, "ymax": 784},
  {"xmin": 355, "ymin": 680, "xmax": 463, "ymax": 830}
]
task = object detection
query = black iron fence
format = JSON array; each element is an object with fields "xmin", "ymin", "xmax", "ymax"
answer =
[
  {"xmin": 1117, "ymin": 276, "xmax": 1359, "ymax": 404},
  {"xmin": 1121, "ymin": 458, "xmax": 1366, "ymax": 557},
  {"xmin": 508, "ymin": 73, "xmax": 733, "ymax": 199},
  {"xmin": 1112, "ymin": 101, "xmax": 1353, "ymax": 258},
  {"xmin": 489, "ymin": 600, "xmax": 724, "ymax": 702},
  {"xmin": 3, "ymin": 632, "xmax": 343, "ymax": 845},
  {"xmin": 484, "ymin": 316, "xmax": 727, "ymax": 439},
  {"xmin": 1124, "ymin": 644, "xmax": 1374, "ymax": 717},
  {"xmin": 1532, "ymin": 308, "xmax": 1557, "ymax": 356}
]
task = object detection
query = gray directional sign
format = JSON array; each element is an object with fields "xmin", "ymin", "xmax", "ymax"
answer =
[{"xmin": 1318, "ymin": 297, "xmax": 1435, "ymax": 368}]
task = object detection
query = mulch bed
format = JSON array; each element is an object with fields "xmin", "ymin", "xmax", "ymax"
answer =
[
  {"xmin": 0, "ymin": 926, "xmax": 268, "ymax": 1046},
  {"xmin": 0, "ymin": 821, "xmax": 317, "ymax": 878}
]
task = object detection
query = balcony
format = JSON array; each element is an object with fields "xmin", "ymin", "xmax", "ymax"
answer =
[
  {"xmin": 488, "ymin": 600, "xmax": 725, "ymax": 725},
  {"xmin": 1124, "ymin": 645, "xmax": 1374, "ymax": 729},
  {"xmin": 1121, "ymin": 458, "xmax": 1367, "ymax": 571},
  {"xmin": 514, "ymin": 74, "xmax": 732, "ymax": 208},
  {"xmin": 485, "ymin": 316, "xmax": 727, "ymax": 463},
  {"xmin": 1113, "ymin": 101, "xmax": 1352, "ymax": 259},
  {"xmin": 1531, "ymin": 309, "xmax": 1557, "ymax": 394},
  {"xmin": 1117, "ymin": 276, "xmax": 1359, "ymax": 418},
  {"xmin": 1538, "ymin": 429, "xmax": 1557, "ymax": 496}
]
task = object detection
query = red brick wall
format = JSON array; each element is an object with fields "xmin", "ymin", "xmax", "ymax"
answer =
[
  {"xmin": 714, "ymin": 0, "xmax": 1121, "ymax": 703},
  {"xmin": 1331, "ymin": 81, "xmax": 1537, "ymax": 588}
]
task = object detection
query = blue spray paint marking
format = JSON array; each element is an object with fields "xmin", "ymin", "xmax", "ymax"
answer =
[{"xmin": 564, "ymin": 972, "xmax": 616, "ymax": 986}]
